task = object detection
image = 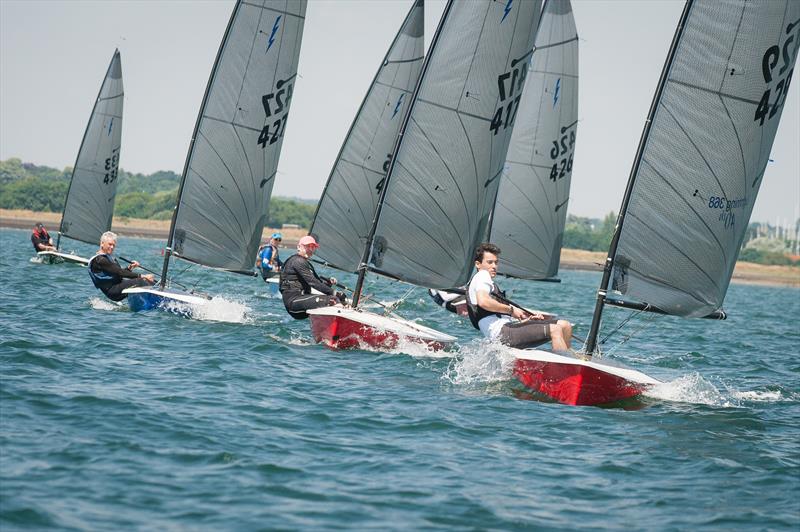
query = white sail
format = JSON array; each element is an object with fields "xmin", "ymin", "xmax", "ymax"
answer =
[
  {"xmin": 167, "ymin": 0, "xmax": 307, "ymax": 274},
  {"xmin": 59, "ymin": 50, "xmax": 123, "ymax": 246},
  {"xmin": 607, "ymin": 0, "xmax": 800, "ymax": 318},
  {"xmin": 490, "ymin": 0, "xmax": 578, "ymax": 280},
  {"xmin": 311, "ymin": 0, "xmax": 425, "ymax": 273},
  {"xmin": 367, "ymin": 0, "xmax": 542, "ymax": 289}
]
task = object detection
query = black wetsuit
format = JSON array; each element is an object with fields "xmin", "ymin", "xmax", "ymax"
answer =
[
  {"xmin": 88, "ymin": 254, "xmax": 152, "ymax": 302},
  {"xmin": 279, "ymin": 254, "xmax": 336, "ymax": 319},
  {"xmin": 31, "ymin": 229, "xmax": 51, "ymax": 251}
]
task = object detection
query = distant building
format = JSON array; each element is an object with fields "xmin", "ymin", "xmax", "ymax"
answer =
[{"xmin": 281, "ymin": 223, "xmax": 300, "ymax": 229}]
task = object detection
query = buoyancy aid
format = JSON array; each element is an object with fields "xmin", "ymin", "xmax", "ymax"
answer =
[
  {"xmin": 87, "ymin": 253, "xmax": 119, "ymax": 290},
  {"xmin": 466, "ymin": 283, "xmax": 507, "ymax": 330}
]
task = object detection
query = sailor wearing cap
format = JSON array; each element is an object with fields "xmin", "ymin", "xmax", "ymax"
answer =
[{"xmin": 278, "ymin": 235, "xmax": 345, "ymax": 319}]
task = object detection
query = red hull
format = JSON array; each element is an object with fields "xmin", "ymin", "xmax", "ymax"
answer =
[
  {"xmin": 309, "ymin": 314, "xmax": 449, "ymax": 351},
  {"xmin": 513, "ymin": 357, "xmax": 651, "ymax": 406}
]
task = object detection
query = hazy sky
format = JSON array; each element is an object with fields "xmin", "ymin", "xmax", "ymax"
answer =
[{"xmin": 1, "ymin": 0, "xmax": 797, "ymax": 223}]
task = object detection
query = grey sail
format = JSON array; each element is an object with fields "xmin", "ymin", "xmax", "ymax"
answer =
[
  {"xmin": 311, "ymin": 0, "xmax": 424, "ymax": 273},
  {"xmin": 490, "ymin": 0, "xmax": 578, "ymax": 280},
  {"xmin": 368, "ymin": 0, "xmax": 542, "ymax": 289},
  {"xmin": 608, "ymin": 0, "xmax": 799, "ymax": 318},
  {"xmin": 167, "ymin": 0, "xmax": 306, "ymax": 273},
  {"xmin": 59, "ymin": 50, "xmax": 124, "ymax": 246}
]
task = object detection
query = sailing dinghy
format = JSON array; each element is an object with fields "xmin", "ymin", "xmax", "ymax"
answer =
[
  {"xmin": 512, "ymin": 0, "xmax": 800, "ymax": 406},
  {"xmin": 124, "ymin": 0, "xmax": 307, "ymax": 313},
  {"xmin": 308, "ymin": 0, "xmax": 542, "ymax": 350},
  {"xmin": 39, "ymin": 50, "xmax": 124, "ymax": 266}
]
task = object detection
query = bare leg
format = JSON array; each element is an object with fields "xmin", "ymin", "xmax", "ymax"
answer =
[
  {"xmin": 549, "ymin": 324, "xmax": 568, "ymax": 351},
  {"xmin": 557, "ymin": 319, "xmax": 573, "ymax": 349}
]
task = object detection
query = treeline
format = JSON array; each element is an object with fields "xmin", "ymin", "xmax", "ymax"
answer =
[
  {"xmin": 2, "ymin": 158, "xmax": 797, "ymax": 267},
  {"xmin": 0, "ymin": 158, "xmax": 315, "ymax": 228},
  {"xmin": 562, "ymin": 212, "xmax": 616, "ymax": 252}
]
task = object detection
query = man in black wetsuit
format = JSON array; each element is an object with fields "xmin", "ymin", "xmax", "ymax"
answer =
[
  {"xmin": 279, "ymin": 235, "xmax": 344, "ymax": 319},
  {"xmin": 31, "ymin": 223, "xmax": 56, "ymax": 252},
  {"xmin": 88, "ymin": 231, "xmax": 155, "ymax": 301}
]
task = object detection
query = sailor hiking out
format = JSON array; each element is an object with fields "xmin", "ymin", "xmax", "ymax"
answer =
[
  {"xmin": 88, "ymin": 231, "xmax": 154, "ymax": 301},
  {"xmin": 279, "ymin": 235, "xmax": 345, "ymax": 319},
  {"xmin": 467, "ymin": 243, "xmax": 572, "ymax": 351}
]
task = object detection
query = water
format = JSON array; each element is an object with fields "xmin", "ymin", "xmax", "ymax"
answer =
[{"xmin": 2, "ymin": 228, "xmax": 799, "ymax": 530}]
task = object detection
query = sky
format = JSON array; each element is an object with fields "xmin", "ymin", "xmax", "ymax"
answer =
[{"xmin": 1, "ymin": 0, "xmax": 798, "ymax": 224}]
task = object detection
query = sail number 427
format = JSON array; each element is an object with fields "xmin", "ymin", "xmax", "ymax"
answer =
[
  {"xmin": 490, "ymin": 57, "xmax": 529, "ymax": 135},
  {"xmin": 258, "ymin": 78, "xmax": 293, "ymax": 147}
]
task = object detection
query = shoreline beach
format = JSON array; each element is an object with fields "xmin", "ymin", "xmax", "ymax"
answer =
[{"xmin": 4, "ymin": 208, "xmax": 798, "ymax": 288}]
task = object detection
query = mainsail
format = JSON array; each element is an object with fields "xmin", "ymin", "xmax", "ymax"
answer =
[
  {"xmin": 586, "ymin": 0, "xmax": 800, "ymax": 352},
  {"xmin": 311, "ymin": 0, "xmax": 425, "ymax": 273},
  {"xmin": 365, "ymin": 0, "xmax": 543, "ymax": 291},
  {"xmin": 59, "ymin": 49, "xmax": 124, "ymax": 246},
  {"xmin": 489, "ymin": 0, "xmax": 578, "ymax": 280},
  {"xmin": 163, "ymin": 0, "xmax": 306, "ymax": 279}
]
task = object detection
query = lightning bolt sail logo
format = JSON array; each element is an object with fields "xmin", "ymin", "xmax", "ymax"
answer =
[
  {"xmin": 501, "ymin": 0, "xmax": 513, "ymax": 23},
  {"xmin": 267, "ymin": 15, "xmax": 281, "ymax": 52},
  {"xmin": 553, "ymin": 78, "xmax": 561, "ymax": 108},
  {"xmin": 391, "ymin": 94, "xmax": 405, "ymax": 119}
]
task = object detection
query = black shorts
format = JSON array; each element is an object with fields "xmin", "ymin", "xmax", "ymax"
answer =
[
  {"xmin": 282, "ymin": 292, "xmax": 335, "ymax": 320},
  {"xmin": 103, "ymin": 277, "xmax": 153, "ymax": 302},
  {"xmin": 498, "ymin": 318, "xmax": 557, "ymax": 349}
]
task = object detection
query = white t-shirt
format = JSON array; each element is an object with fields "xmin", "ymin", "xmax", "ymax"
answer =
[{"xmin": 467, "ymin": 269, "xmax": 511, "ymax": 340}]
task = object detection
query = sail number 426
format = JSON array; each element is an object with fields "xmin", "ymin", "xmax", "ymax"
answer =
[{"xmin": 550, "ymin": 130, "xmax": 575, "ymax": 181}]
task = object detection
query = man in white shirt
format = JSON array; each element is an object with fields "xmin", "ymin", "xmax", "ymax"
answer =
[{"xmin": 467, "ymin": 243, "xmax": 572, "ymax": 351}]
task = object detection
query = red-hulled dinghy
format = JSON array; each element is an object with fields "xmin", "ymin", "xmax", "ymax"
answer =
[
  {"xmin": 307, "ymin": 307, "xmax": 456, "ymax": 351},
  {"xmin": 512, "ymin": 349, "xmax": 660, "ymax": 406},
  {"xmin": 307, "ymin": 1, "xmax": 543, "ymax": 351},
  {"xmin": 510, "ymin": 0, "xmax": 797, "ymax": 406}
]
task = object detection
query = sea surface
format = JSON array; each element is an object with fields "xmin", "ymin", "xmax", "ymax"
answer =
[{"xmin": 1, "ymin": 228, "xmax": 799, "ymax": 530}]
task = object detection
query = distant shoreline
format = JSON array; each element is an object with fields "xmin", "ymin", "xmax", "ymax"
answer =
[{"xmin": 3, "ymin": 208, "xmax": 798, "ymax": 288}]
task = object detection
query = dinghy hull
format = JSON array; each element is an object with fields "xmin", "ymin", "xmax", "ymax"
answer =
[
  {"xmin": 37, "ymin": 251, "xmax": 89, "ymax": 266},
  {"xmin": 122, "ymin": 287, "xmax": 209, "ymax": 317},
  {"xmin": 512, "ymin": 349, "xmax": 661, "ymax": 406},
  {"xmin": 307, "ymin": 307, "xmax": 456, "ymax": 351}
]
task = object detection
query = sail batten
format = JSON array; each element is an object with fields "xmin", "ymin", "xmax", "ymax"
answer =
[
  {"xmin": 163, "ymin": 0, "xmax": 306, "ymax": 278},
  {"xmin": 59, "ymin": 50, "xmax": 124, "ymax": 247},
  {"xmin": 489, "ymin": 0, "xmax": 579, "ymax": 281}
]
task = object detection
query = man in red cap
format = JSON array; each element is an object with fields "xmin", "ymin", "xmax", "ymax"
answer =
[{"xmin": 278, "ymin": 235, "xmax": 345, "ymax": 319}]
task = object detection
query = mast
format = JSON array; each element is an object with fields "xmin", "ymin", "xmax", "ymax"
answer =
[
  {"xmin": 58, "ymin": 49, "xmax": 120, "ymax": 250},
  {"xmin": 159, "ymin": 2, "xmax": 241, "ymax": 289},
  {"xmin": 351, "ymin": 0, "xmax": 455, "ymax": 307},
  {"xmin": 584, "ymin": 0, "xmax": 694, "ymax": 355}
]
